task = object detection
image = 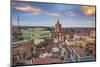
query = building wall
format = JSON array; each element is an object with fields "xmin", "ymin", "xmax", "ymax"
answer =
[
  {"xmin": 34, "ymin": 39, "xmax": 44, "ymax": 45},
  {"xmin": 12, "ymin": 42, "xmax": 33, "ymax": 64},
  {"xmin": 90, "ymin": 30, "xmax": 95, "ymax": 37},
  {"xmin": 21, "ymin": 28, "xmax": 51, "ymax": 40}
]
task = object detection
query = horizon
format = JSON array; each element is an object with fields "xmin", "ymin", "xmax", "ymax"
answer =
[{"xmin": 12, "ymin": 25, "xmax": 96, "ymax": 28}]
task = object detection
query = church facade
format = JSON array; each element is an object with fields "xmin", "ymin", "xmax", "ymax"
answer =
[{"xmin": 52, "ymin": 19, "xmax": 74, "ymax": 43}]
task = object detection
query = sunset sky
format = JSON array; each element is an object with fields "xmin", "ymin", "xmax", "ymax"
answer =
[{"xmin": 11, "ymin": 1, "xmax": 96, "ymax": 27}]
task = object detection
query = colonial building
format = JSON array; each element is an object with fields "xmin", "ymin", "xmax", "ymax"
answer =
[
  {"xmin": 21, "ymin": 28, "xmax": 52, "ymax": 45},
  {"xmin": 52, "ymin": 19, "xmax": 74, "ymax": 43},
  {"xmin": 55, "ymin": 19, "xmax": 62, "ymax": 33},
  {"xmin": 12, "ymin": 40, "xmax": 34, "ymax": 65}
]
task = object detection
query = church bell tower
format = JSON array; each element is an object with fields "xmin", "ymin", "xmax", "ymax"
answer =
[{"xmin": 55, "ymin": 19, "xmax": 62, "ymax": 33}]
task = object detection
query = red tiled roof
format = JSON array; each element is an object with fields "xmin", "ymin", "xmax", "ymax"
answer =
[
  {"xmin": 76, "ymin": 32, "xmax": 90, "ymax": 36},
  {"xmin": 32, "ymin": 57, "xmax": 57, "ymax": 64},
  {"xmin": 50, "ymin": 53, "xmax": 59, "ymax": 58}
]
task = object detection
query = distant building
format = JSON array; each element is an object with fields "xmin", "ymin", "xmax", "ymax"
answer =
[
  {"xmin": 87, "ymin": 28, "xmax": 96, "ymax": 43},
  {"xmin": 90, "ymin": 28, "xmax": 95, "ymax": 37},
  {"xmin": 74, "ymin": 28, "xmax": 96, "ymax": 46},
  {"xmin": 74, "ymin": 31, "xmax": 90, "ymax": 40},
  {"xmin": 12, "ymin": 26, "xmax": 22, "ymax": 42}
]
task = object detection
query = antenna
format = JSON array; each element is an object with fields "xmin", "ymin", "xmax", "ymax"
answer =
[{"xmin": 18, "ymin": 16, "xmax": 20, "ymax": 32}]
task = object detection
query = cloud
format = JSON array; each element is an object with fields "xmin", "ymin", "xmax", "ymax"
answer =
[
  {"xmin": 15, "ymin": 5, "xmax": 61, "ymax": 16},
  {"xmin": 81, "ymin": 6, "xmax": 96, "ymax": 16},
  {"xmin": 15, "ymin": 5, "xmax": 42, "ymax": 14},
  {"xmin": 64, "ymin": 11, "xmax": 76, "ymax": 16},
  {"xmin": 44, "ymin": 12, "xmax": 61, "ymax": 17}
]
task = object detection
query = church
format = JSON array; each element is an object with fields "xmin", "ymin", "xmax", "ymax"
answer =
[{"xmin": 52, "ymin": 19, "xmax": 75, "ymax": 43}]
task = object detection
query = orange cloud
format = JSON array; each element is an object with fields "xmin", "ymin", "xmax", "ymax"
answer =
[
  {"xmin": 15, "ymin": 5, "xmax": 41, "ymax": 14},
  {"xmin": 81, "ymin": 6, "xmax": 96, "ymax": 16},
  {"xmin": 44, "ymin": 12, "xmax": 61, "ymax": 17},
  {"xmin": 15, "ymin": 5, "xmax": 61, "ymax": 16},
  {"xmin": 64, "ymin": 11, "xmax": 76, "ymax": 16}
]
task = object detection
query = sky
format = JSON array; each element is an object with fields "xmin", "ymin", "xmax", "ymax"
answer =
[{"xmin": 11, "ymin": 1, "xmax": 96, "ymax": 27}]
